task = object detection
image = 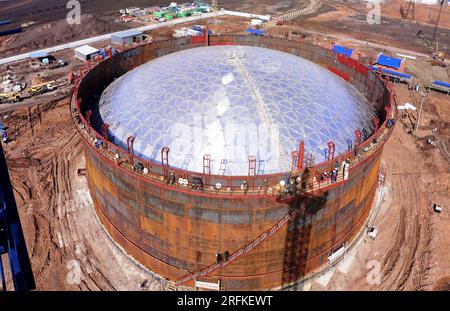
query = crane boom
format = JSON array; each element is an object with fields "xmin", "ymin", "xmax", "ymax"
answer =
[{"xmin": 432, "ymin": 0, "xmax": 445, "ymax": 42}]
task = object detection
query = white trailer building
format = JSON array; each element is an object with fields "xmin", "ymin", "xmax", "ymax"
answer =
[{"xmin": 74, "ymin": 45, "xmax": 99, "ymax": 61}]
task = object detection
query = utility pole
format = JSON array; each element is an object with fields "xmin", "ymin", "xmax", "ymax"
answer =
[{"xmin": 416, "ymin": 91, "xmax": 427, "ymax": 132}]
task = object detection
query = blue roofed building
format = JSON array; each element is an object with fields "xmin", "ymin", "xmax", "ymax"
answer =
[
  {"xmin": 246, "ymin": 28, "xmax": 265, "ymax": 36},
  {"xmin": 332, "ymin": 44, "xmax": 357, "ymax": 59},
  {"xmin": 375, "ymin": 54, "xmax": 405, "ymax": 72},
  {"xmin": 429, "ymin": 80, "xmax": 450, "ymax": 95}
]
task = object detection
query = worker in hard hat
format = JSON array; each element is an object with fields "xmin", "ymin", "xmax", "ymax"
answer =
[{"xmin": 241, "ymin": 180, "xmax": 248, "ymax": 194}]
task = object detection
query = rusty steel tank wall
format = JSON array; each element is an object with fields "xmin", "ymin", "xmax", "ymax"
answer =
[
  {"xmin": 84, "ymin": 141, "xmax": 382, "ymax": 290},
  {"xmin": 73, "ymin": 36, "xmax": 394, "ymax": 290}
]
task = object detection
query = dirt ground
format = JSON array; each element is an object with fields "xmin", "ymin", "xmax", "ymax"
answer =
[
  {"xmin": 0, "ymin": 14, "xmax": 126, "ymax": 58},
  {"xmin": 283, "ymin": 0, "xmax": 450, "ymax": 55},
  {"xmin": 1, "ymin": 99, "xmax": 173, "ymax": 291},
  {"xmin": 307, "ymin": 85, "xmax": 450, "ymax": 291},
  {"xmin": 383, "ymin": 0, "xmax": 450, "ymax": 29},
  {"xmin": 0, "ymin": 1, "xmax": 449, "ymax": 291}
]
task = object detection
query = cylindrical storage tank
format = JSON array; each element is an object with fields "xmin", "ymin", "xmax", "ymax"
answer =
[{"xmin": 72, "ymin": 36, "xmax": 395, "ymax": 290}]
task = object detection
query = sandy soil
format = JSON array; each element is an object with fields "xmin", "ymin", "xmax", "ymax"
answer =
[{"xmin": 1, "ymin": 99, "xmax": 174, "ymax": 291}]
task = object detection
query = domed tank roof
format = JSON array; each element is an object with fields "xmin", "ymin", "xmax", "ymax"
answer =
[{"xmin": 98, "ymin": 45, "xmax": 376, "ymax": 176}]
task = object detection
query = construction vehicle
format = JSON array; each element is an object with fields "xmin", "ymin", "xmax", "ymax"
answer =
[
  {"xmin": 47, "ymin": 59, "xmax": 66, "ymax": 70},
  {"xmin": 417, "ymin": 30, "xmax": 433, "ymax": 49},
  {"xmin": 416, "ymin": 1, "xmax": 446, "ymax": 45},
  {"xmin": 2, "ymin": 71, "xmax": 16, "ymax": 83},
  {"xmin": 27, "ymin": 80, "xmax": 56, "ymax": 96},
  {"xmin": 416, "ymin": 0, "xmax": 447, "ymax": 67},
  {"xmin": 431, "ymin": 41, "xmax": 445, "ymax": 62},
  {"xmin": 0, "ymin": 92, "xmax": 21, "ymax": 104},
  {"xmin": 417, "ymin": 31, "xmax": 446, "ymax": 66},
  {"xmin": 432, "ymin": 50, "xmax": 445, "ymax": 63}
]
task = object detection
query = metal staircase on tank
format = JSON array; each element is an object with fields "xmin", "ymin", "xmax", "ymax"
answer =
[{"xmin": 175, "ymin": 202, "xmax": 305, "ymax": 287}]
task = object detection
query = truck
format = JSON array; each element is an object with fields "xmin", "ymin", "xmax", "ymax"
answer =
[
  {"xmin": 47, "ymin": 59, "xmax": 67, "ymax": 70},
  {"xmin": 28, "ymin": 80, "xmax": 56, "ymax": 96},
  {"xmin": 0, "ymin": 92, "xmax": 21, "ymax": 104}
]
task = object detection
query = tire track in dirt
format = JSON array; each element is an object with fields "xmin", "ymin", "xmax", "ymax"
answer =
[
  {"xmin": 3, "ymin": 100, "xmax": 123, "ymax": 290},
  {"xmin": 377, "ymin": 129, "xmax": 435, "ymax": 290}
]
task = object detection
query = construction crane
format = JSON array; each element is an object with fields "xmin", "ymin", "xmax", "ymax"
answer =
[
  {"xmin": 416, "ymin": 31, "xmax": 446, "ymax": 64},
  {"xmin": 400, "ymin": 0, "xmax": 415, "ymax": 20},
  {"xmin": 0, "ymin": 92, "xmax": 21, "ymax": 104},
  {"xmin": 27, "ymin": 80, "xmax": 57, "ymax": 96},
  {"xmin": 417, "ymin": 30, "xmax": 433, "ymax": 48},
  {"xmin": 416, "ymin": 1, "xmax": 446, "ymax": 65},
  {"xmin": 432, "ymin": 0, "xmax": 446, "ymax": 42}
]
